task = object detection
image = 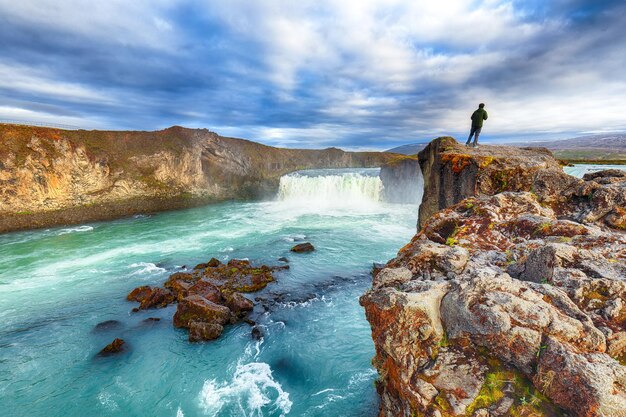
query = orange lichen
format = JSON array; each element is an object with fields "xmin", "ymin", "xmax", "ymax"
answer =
[{"xmin": 441, "ymin": 153, "xmax": 474, "ymax": 174}]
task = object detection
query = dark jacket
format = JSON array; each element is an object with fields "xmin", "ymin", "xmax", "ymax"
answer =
[{"xmin": 471, "ymin": 108, "xmax": 488, "ymax": 128}]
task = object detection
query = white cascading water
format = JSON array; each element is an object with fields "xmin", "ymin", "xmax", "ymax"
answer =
[{"xmin": 277, "ymin": 168, "xmax": 383, "ymax": 209}]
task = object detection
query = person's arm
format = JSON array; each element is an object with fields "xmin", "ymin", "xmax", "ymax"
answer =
[{"xmin": 483, "ymin": 110, "xmax": 488, "ymax": 120}]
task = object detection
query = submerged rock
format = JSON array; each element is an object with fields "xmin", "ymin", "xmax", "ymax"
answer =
[
  {"xmin": 291, "ymin": 242, "xmax": 315, "ymax": 253},
  {"xmin": 98, "ymin": 338, "xmax": 125, "ymax": 356},
  {"xmin": 93, "ymin": 320, "xmax": 123, "ymax": 332},
  {"xmin": 251, "ymin": 325, "xmax": 264, "ymax": 340},
  {"xmin": 361, "ymin": 137, "xmax": 626, "ymax": 417}
]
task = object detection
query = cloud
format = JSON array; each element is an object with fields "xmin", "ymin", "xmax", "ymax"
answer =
[{"xmin": 0, "ymin": 0, "xmax": 624, "ymax": 149}]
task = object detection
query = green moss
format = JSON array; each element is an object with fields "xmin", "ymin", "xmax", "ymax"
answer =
[
  {"xmin": 16, "ymin": 210, "xmax": 34, "ymax": 215},
  {"xmin": 466, "ymin": 354, "xmax": 562, "ymax": 417},
  {"xmin": 435, "ymin": 391, "xmax": 452, "ymax": 413}
]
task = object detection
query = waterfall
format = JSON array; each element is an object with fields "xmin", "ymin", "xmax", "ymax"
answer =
[{"xmin": 277, "ymin": 168, "xmax": 383, "ymax": 207}]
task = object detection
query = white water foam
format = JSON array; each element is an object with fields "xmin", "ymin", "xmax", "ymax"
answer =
[
  {"xmin": 199, "ymin": 362, "xmax": 292, "ymax": 417},
  {"xmin": 129, "ymin": 262, "xmax": 166, "ymax": 276},
  {"xmin": 57, "ymin": 225, "xmax": 94, "ymax": 235},
  {"xmin": 277, "ymin": 169, "xmax": 383, "ymax": 209}
]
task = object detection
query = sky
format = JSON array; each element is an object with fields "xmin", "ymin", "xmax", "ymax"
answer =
[{"xmin": 0, "ymin": 0, "xmax": 625, "ymax": 150}]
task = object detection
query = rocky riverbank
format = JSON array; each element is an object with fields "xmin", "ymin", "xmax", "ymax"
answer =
[
  {"xmin": 0, "ymin": 124, "xmax": 396, "ymax": 233},
  {"xmin": 361, "ymin": 137, "xmax": 626, "ymax": 417}
]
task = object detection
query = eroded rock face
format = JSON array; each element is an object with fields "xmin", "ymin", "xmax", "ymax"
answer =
[
  {"xmin": 362, "ymin": 138, "xmax": 626, "ymax": 417},
  {"xmin": 0, "ymin": 124, "xmax": 397, "ymax": 233},
  {"xmin": 417, "ymin": 137, "xmax": 561, "ymax": 229}
]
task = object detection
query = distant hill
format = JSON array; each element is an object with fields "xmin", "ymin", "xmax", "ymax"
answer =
[
  {"xmin": 518, "ymin": 133, "xmax": 626, "ymax": 162},
  {"xmin": 385, "ymin": 142, "xmax": 429, "ymax": 155}
]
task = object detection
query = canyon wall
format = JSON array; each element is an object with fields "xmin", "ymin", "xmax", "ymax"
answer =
[
  {"xmin": 379, "ymin": 155, "xmax": 423, "ymax": 204},
  {"xmin": 361, "ymin": 137, "xmax": 626, "ymax": 417},
  {"xmin": 0, "ymin": 124, "xmax": 396, "ymax": 233}
]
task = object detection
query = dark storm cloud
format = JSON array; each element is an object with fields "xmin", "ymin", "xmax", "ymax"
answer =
[{"xmin": 0, "ymin": 1, "xmax": 625, "ymax": 149}]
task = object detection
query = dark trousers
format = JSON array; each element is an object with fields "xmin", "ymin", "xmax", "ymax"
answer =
[{"xmin": 466, "ymin": 126, "xmax": 482, "ymax": 145}]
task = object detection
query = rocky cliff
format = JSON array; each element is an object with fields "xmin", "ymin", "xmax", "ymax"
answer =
[
  {"xmin": 417, "ymin": 137, "xmax": 561, "ymax": 229},
  {"xmin": 361, "ymin": 137, "xmax": 626, "ymax": 417},
  {"xmin": 380, "ymin": 155, "xmax": 424, "ymax": 204},
  {"xmin": 0, "ymin": 124, "xmax": 395, "ymax": 233}
]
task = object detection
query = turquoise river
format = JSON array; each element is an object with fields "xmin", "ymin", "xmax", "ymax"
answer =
[{"xmin": 0, "ymin": 168, "xmax": 420, "ymax": 417}]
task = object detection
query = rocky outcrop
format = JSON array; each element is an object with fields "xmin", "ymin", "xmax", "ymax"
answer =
[
  {"xmin": 361, "ymin": 138, "xmax": 626, "ymax": 417},
  {"xmin": 290, "ymin": 242, "xmax": 315, "ymax": 253},
  {"xmin": 98, "ymin": 338, "xmax": 126, "ymax": 356},
  {"xmin": 380, "ymin": 155, "xmax": 424, "ymax": 204},
  {"xmin": 128, "ymin": 258, "xmax": 284, "ymax": 342},
  {"xmin": 417, "ymin": 137, "xmax": 561, "ymax": 228},
  {"xmin": 0, "ymin": 124, "xmax": 397, "ymax": 233}
]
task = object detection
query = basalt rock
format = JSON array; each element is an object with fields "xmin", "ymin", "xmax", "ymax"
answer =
[{"xmin": 362, "ymin": 137, "xmax": 626, "ymax": 417}]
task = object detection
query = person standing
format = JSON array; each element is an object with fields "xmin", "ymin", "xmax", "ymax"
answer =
[{"xmin": 465, "ymin": 103, "xmax": 488, "ymax": 147}]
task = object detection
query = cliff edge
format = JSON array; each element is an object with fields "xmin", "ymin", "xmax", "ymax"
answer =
[
  {"xmin": 361, "ymin": 137, "xmax": 626, "ymax": 417},
  {"xmin": 417, "ymin": 137, "xmax": 561, "ymax": 228},
  {"xmin": 0, "ymin": 124, "xmax": 395, "ymax": 233}
]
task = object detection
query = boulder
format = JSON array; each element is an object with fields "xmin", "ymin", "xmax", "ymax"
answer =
[
  {"xmin": 164, "ymin": 272, "xmax": 196, "ymax": 300},
  {"xmin": 290, "ymin": 242, "xmax": 315, "ymax": 253},
  {"xmin": 187, "ymin": 280, "xmax": 223, "ymax": 304},
  {"xmin": 222, "ymin": 292, "xmax": 254, "ymax": 316},
  {"xmin": 173, "ymin": 295, "xmax": 231, "ymax": 329},
  {"xmin": 99, "ymin": 338, "xmax": 125, "ymax": 356},
  {"xmin": 534, "ymin": 336, "xmax": 626, "ymax": 416},
  {"xmin": 188, "ymin": 322, "xmax": 223, "ymax": 342},
  {"xmin": 127, "ymin": 285, "xmax": 152, "ymax": 302},
  {"xmin": 93, "ymin": 320, "xmax": 123, "ymax": 332},
  {"xmin": 127, "ymin": 286, "xmax": 175, "ymax": 309},
  {"xmin": 207, "ymin": 257, "xmax": 221, "ymax": 267}
]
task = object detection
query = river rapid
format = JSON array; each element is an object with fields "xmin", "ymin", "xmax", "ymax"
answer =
[{"xmin": 0, "ymin": 168, "xmax": 421, "ymax": 417}]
